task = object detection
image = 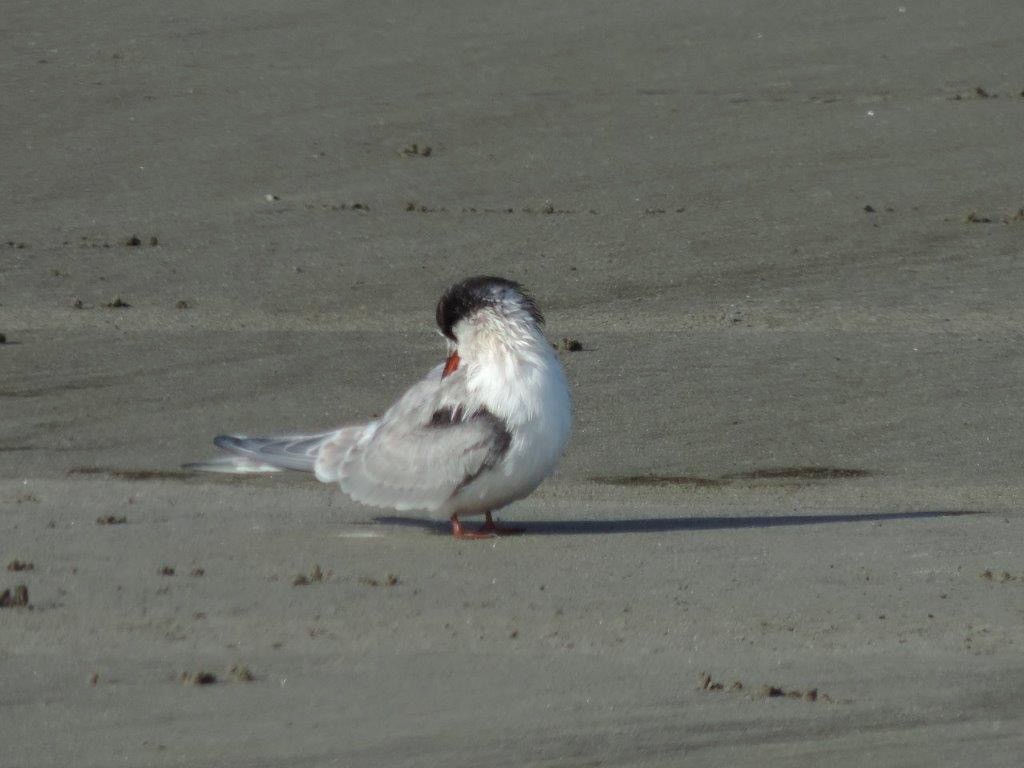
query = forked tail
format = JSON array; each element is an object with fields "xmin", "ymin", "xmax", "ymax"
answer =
[{"xmin": 183, "ymin": 433, "xmax": 333, "ymax": 474}]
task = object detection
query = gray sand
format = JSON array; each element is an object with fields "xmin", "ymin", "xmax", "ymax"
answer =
[{"xmin": 2, "ymin": 1, "xmax": 1023, "ymax": 765}]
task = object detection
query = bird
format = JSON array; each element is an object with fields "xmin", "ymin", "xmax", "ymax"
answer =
[{"xmin": 186, "ymin": 276, "xmax": 572, "ymax": 539}]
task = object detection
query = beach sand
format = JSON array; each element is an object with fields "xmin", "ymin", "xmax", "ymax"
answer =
[{"xmin": 2, "ymin": 1, "xmax": 1023, "ymax": 765}]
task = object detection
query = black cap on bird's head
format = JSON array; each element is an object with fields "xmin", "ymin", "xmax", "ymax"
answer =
[{"xmin": 435, "ymin": 276, "xmax": 544, "ymax": 341}]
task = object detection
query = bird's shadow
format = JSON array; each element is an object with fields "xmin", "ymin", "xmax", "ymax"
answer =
[{"xmin": 374, "ymin": 509, "xmax": 988, "ymax": 536}]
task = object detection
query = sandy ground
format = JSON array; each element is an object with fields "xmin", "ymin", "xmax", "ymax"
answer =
[{"xmin": 3, "ymin": 1, "xmax": 1024, "ymax": 765}]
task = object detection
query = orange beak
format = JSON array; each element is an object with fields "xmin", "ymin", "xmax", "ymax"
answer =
[{"xmin": 442, "ymin": 351, "xmax": 460, "ymax": 379}]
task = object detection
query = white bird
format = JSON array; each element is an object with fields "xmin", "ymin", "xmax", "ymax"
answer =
[{"xmin": 187, "ymin": 276, "xmax": 572, "ymax": 539}]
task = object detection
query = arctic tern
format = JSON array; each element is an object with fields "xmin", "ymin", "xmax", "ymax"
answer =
[{"xmin": 188, "ymin": 276, "xmax": 572, "ymax": 539}]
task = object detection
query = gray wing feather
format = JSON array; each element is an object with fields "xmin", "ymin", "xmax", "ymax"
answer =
[
  {"xmin": 337, "ymin": 416, "xmax": 508, "ymax": 512},
  {"xmin": 212, "ymin": 432, "xmax": 333, "ymax": 472},
  {"xmin": 191, "ymin": 363, "xmax": 511, "ymax": 512},
  {"xmin": 326, "ymin": 364, "xmax": 511, "ymax": 512}
]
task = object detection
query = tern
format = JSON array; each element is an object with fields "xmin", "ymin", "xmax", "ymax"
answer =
[{"xmin": 188, "ymin": 276, "xmax": 572, "ymax": 539}]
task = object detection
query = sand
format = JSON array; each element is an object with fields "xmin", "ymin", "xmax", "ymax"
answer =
[{"xmin": 2, "ymin": 1, "xmax": 1024, "ymax": 765}]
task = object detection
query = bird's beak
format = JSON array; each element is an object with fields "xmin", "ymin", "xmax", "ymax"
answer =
[{"xmin": 442, "ymin": 350, "xmax": 460, "ymax": 379}]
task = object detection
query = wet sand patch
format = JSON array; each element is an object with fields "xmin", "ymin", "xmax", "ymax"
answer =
[{"xmin": 592, "ymin": 466, "xmax": 872, "ymax": 488}]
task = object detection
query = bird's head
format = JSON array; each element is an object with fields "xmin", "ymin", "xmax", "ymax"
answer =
[{"xmin": 435, "ymin": 276, "xmax": 546, "ymax": 378}]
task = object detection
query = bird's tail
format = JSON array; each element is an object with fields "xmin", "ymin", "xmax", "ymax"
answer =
[{"xmin": 183, "ymin": 433, "xmax": 334, "ymax": 474}]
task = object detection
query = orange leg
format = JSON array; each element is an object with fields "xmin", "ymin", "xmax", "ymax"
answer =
[
  {"xmin": 450, "ymin": 512, "xmax": 524, "ymax": 539},
  {"xmin": 450, "ymin": 514, "xmax": 493, "ymax": 539}
]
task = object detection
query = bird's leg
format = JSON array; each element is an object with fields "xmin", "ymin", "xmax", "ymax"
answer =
[
  {"xmin": 449, "ymin": 512, "xmax": 524, "ymax": 539},
  {"xmin": 480, "ymin": 511, "xmax": 524, "ymax": 536},
  {"xmin": 450, "ymin": 514, "xmax": 494, "ymax": 540}
]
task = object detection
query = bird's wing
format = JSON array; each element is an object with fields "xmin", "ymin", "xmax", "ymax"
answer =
[{"xmin": 321, "ymin": 364, "xmax": 512, "ymax": 512}]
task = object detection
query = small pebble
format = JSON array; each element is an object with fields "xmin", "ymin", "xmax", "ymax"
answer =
[{"xmin": 181, "ymin": 671, "xmax": 217, "ymax": 686}]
